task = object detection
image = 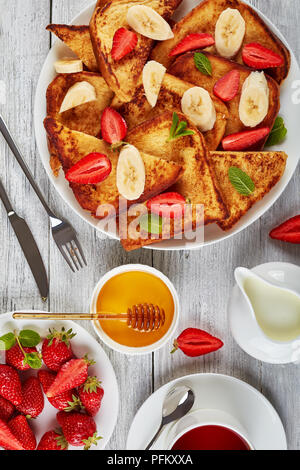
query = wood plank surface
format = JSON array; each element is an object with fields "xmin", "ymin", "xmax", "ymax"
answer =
[{"xmin": 0, "ymin": 0, "xmax": 299, "ymax": 450}]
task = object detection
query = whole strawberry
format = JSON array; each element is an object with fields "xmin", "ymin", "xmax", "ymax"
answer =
[
  {"xmin": 0, "ymin": 418, "xmax": 25, "ymax": 450},
  {"xmin": 57, "ymin": 411, "xmax": 101, "ymax": 450},
  {"xmin": 0, "ymin": 364, "xmax": 22, "ymax": 406},
  {"xmin": 37, "ymin": 429, "xmax": 68, "ymax": 450},
  {"xmin": 78, "ymin": 376, "xmax": 104, "ymax": 416},
  {"xmin": 0, "ymin": 397, "xmax": 15, "ymax": 422},
  {"xmin": 38, "ymin": 369, "xmax": 80, "ymax": 411},
  {"xmin": 17, "ymin": 376, "xmax": 44, "ymax": 418},
  {"xmin": 8, "ymin": 415, "xmax": 36, "ymax": 450},
  {"xmin": 42, "ymin": 327, "xmax": 75, "ymax": 371},
  {"xmin": 6, "ymin": 343, "xmax": 40, "ymax": 371},
  {"xmin": 47, "ymin": 356, "xmax": 95, "ymax": 398}
]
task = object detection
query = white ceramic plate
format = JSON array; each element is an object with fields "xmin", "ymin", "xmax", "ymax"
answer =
[
  {"xmin": 126, "ymin": 373, "xmax": 287, "ymax": 450},
  {"xmin": 34, "ymin": 0, "xmax": 300, "ymax": 250},
  {"xmin": 0, "ymin": 311, "xmax": 119, "ymax": 450},
  {"xmin": 228, "ymin": 262, "xmax": 300, "ymax": 364}
]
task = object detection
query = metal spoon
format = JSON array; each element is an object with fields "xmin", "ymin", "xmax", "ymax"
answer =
[{"xmin": 145, "ymin": 385, "xmax": 195, "ymax": 450}]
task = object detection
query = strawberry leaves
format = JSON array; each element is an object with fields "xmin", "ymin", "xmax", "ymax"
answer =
[
  {"xmin": 167, "ymin": 112, "xmax": 195, "ymax": 142},
  {"xmin": 18, "ymin": 330, "xmax": 41, "ymax": 347},
  {"xmin": 0, "ymin": 333, "xmax": 15, "ymax": 351},
  {"xmin": 0, "ymin": 329, "xmax": 42, "ymax": 369}
]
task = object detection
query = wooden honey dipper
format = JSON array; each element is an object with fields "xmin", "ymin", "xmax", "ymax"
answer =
[{"xmin": 13, "ymin": 304, "xmax": 166, "ymax": 332}]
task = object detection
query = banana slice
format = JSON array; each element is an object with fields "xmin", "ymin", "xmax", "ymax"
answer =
[
  {"xmin": 215, "ymin": 8, "xmax": 246, "ymax": 58},
  {"xmin": 59, "ymin": 81, "xmax": 97, "ymax": 114},
  {"xmin": 181, "ymin": 87, "xmax": 216, "ymax": 132},
  {"xmin": 116, "ymin": 145, "xmax": 145, "ymax": 200},
  {"xmin": 54, "ymin": 58, "xmax": 83, "ymax": 74},
  {"xmin": 142, "ymin": 61, "xmax": 166, "ymax": 107},
  {"xmin": 126, "ymin": 5, "xmax": 174, "ymax": 40},
  {"xmin": 239, "ymin": 71, "xmax": 269, "ymax": 127}
]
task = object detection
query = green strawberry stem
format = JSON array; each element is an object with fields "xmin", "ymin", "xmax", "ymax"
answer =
[
  {"xmin": 82, "ymin": 432, "xmax": 102, "ymax": 451},
  {"xmin": 14, "ymin": 330, "xmax": 42, "ymax": 369},
  {"xmin": 64, "ymin": 395, "xmax": 84, "ymax": 412}
]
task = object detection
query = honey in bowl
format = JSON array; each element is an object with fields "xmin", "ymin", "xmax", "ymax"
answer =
[{"xmin": 96, "ymin": 270, "xmax": 175, "ymax": 347}]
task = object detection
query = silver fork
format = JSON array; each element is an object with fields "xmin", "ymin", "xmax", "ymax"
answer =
[{"xmin": 0, "ymin": 113, "xmax": 87, "ymax": 272}]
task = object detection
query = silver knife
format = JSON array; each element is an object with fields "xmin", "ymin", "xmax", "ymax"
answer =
[{"xmin": 0, "ymin": 178, "xmax": 48, "ymax": 301}]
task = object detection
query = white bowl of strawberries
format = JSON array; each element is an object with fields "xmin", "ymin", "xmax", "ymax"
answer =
[{"xmin": 0, "ymin": 311, "xmax": 119, "ymax": 451}]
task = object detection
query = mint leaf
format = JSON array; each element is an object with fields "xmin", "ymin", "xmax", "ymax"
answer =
[
  {"xmin": 24, "ymin": 352, "xmax": 42, "ymax": 370},
  {"xmin": 19, "ymin": 329, "xmax": 41, "ymax": 348},
  {"xmin": 139, "ymin": 213, "xmax": 162, "ymax": 235},
  {"xmin": 0, "ymin": 333, "xmax": 16, "ymax": 351},
  {"xmin": 194, "ymin": 52, "xmax": 212, "ymax": 76},
  {"xmin": 228, "ymin": 166, "xmax": 255, "ymax": 196},
  {"xmin": 265, "ymin": 117, "xmax": 287, "ymax": 146},
  {"xmin": 167, "ymin": 112, "xmax": 195, "ymax": 142}
]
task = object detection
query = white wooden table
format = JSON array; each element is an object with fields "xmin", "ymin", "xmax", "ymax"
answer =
[{"xmin": 0, "ymin": 0, "xmax": 299, "ymax": 450}]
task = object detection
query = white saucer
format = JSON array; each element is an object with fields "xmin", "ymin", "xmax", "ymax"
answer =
[
  {"xmin": 126, "ymin": 373, "xmax": 287, "ymax": 450},
  {"xmin": 228, "ymin": 262, "xmax": 300, "ymax": 364},
  {"xmin": 0, "ymin": 312, "xmax": 119, "ymax": 450}
]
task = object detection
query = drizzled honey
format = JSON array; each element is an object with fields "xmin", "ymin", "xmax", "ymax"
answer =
[{"xmin": 96, "ymin": 271, "xmax": 175, "ymax": 347}]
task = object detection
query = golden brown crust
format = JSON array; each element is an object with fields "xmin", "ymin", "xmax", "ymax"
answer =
[
  {"xmin": 89, "ymin": 0, "xmax": 182, "ymax": 102},
  {"xmin": 46, "ymin": 71, "xmax": 113, "ymax": 136},
  {"xmin": 208, "ymin": 150, "xmax": 287, "ymax": 230},
  {"xmin": 120, "ymin": 203, "xmax": 203, "ymax": 251},
  {"xmin": 46, "ymin": 71, "xmax": 114, "ymax": 175},
  {"xmin": 112, "ymin": 73, "xmax": 229, "ymax": 150},
  {"xmin": 169, "ymin": 52, "xmax": 280, "ymax": 149},
  {"xmin": 44, "ymin": 117, "xmax": 183, "ymax": 218},
  {"xmin": 119, "ymin": 110, "xmax": 229, "ymax": 250},
  {"xmin": 46, "ymin": 24, "xmax": 99, "ymax": 72},
  {"xmin": 151, "ymin": 0, "xmax": 290, "ymax": 84}
]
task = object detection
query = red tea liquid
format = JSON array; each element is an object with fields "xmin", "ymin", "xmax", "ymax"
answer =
[{"xmin": 171, "ymin": 425, "xmax": 251, "ymax": 451}]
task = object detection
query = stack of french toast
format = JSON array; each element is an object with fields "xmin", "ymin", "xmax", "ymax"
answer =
[{"xmin": 44, "ymin": 0, "xmax": 289, "ymax": 251}]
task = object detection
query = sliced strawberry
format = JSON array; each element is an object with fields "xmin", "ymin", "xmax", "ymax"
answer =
[
  {"xmin": 242, "ymin": 43, "xmax": 284, "ymax": 69},
  {"xmin": 147, "ymin": 192, "xmax": 186, "ymax": 219},
  {"xmin": 269, "ymin": 215, "xmax": 300, "ymax": 244},
  {"xmin": 213, "ymin": 70, "xmax": 240, "ymax": 102},
  {"xmin": 101, "ymin": 107, "xmax": 127, "ymax": 145},
  {"xmin": 38, "ymin": 370, "xmax": 79, "ymax": 411},
  {"xmin": 16, "ymin": 376, "xmax": 44, "ymax": 418},
  {"xmin": 111, "ymin": 27, "xmax": 138, "ymax": 61},
  {"xmin": 46, "ymin": 357, "xmax": 94, "ymax": 398},
  {"xmin": 8, "ymin": 415, "xmax": 36, "ymax": 450},
  {"xmin": 65, "ymin": 152, "xmax": 112, "ymax": 184},
  {"xmin": 0, "ymin": 418, "xmax": 25, "ymax": 450},
  {"xmin": 222, "ymin": 127, "xmax": 270, "ymax": 151},
  {"xmin": 37, "ymin": 430, "xmax": 68, "ymax": 451},
  {"xmin": 169, "ymin": 33, "xmax": 215, "ymax": 57},
  {"xmin": 0, "ymin": 364, "xmax": 22, "ymax": 406},
  {"xmin": 0, "ymin": 397, "xmax": 15, "ymax": 422}
]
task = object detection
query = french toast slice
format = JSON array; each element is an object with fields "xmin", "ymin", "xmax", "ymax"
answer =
[
  {"xmin": 151, "ymin": 0, "xmax": 290, "ymax": 84},
  {"xmin": 168, "ymin": 52, "xmax": 280, "ymax": 149},
  {"xmin": 89, "ymin": 0, "xmax": 182, "ymax": 102},
  {"xmin": 112, "ymin": 73, "xmax": 228, "ymax": 151},
  {"xmin": 120, "ymin": 111, "xmax": 228, "ymax": 251},
  {"xmin": 208, "ymin": 150, "xmax": 287, "ymax": 231},
  {"xmin": 47, "ymin": 24, "xmax": 99, "ymax": 72},
  {"xmin": 46, "ymin": 71, "xmax": 114, "ymax": 176},
  {"xmin": 44, "ymin": 117, "xmax": 183, "ymax": 219}
]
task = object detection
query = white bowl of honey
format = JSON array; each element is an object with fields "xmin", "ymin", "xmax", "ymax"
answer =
[{"xmin": 91, "ymin": 264, "xmax": 180, "ymax": 355}]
